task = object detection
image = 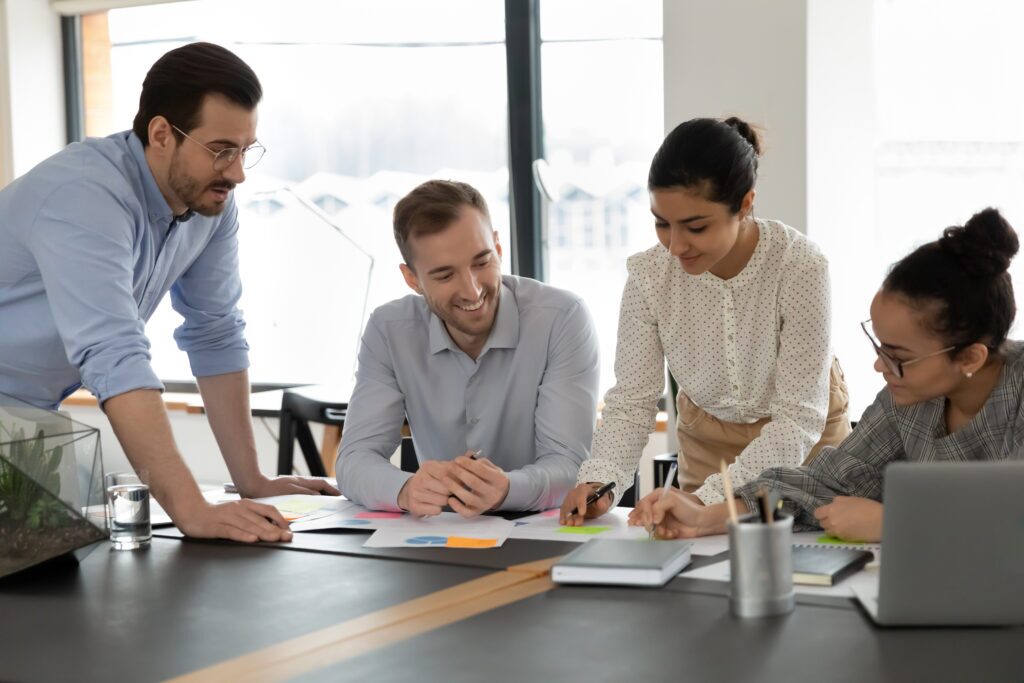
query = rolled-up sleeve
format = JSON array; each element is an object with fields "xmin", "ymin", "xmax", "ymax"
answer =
[
  {"xmin": 335, "ymin": 316, "xmax": 411, "ymax": 510},
  {"xmin": 171, "ymin": 200, "xmax": 249, "ymax": 377},
  {"xmin": 735, "ymin": 390, "xmax": 900, "ymax": 529},
  {"xmin": 499, "ymin": 299, "xmax": 600, "ymax": 511},
  {"xmin": 26, "ymin": 180, "xmax": 163, "ymax": 403}
]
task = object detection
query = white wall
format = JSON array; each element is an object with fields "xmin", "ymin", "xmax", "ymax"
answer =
[
  {"xmin": 64, "ymin": 404, "xmax": 327, "ymax": 484},
  {"xmin": 663, "ymin": 0, "xmax": 809, "ymax": 232},
  {"xmin": 0, "ymin": 0, "xmax": 64, "ymax": 185}
]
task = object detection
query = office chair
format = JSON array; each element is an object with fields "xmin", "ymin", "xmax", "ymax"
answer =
[{"xmin": 276, "ymin": 388, "xmax": 348, "ymax": 477}]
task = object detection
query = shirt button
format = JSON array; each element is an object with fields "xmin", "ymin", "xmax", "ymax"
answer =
[
  {"xmin": 727, "ymin": 334, "xmax": 734, "ymax": 341},
  {"xmin": 732, "ymin": 384, "xmax": 739, "ymax": 391}
]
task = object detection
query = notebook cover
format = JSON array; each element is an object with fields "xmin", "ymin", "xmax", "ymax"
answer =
[{"xmin": 792, "ymin": 546, "xmax": 873, "ymax": 586}]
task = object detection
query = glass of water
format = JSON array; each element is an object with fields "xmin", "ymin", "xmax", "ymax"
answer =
[{"xmin": 104, "ymin": 472, "xmax": 151, "ymax": 550}]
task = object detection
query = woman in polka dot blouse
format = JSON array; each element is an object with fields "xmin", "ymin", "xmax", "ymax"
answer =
[{"xmin": 561, "ymin": 117, "xmax": 850, "ymax": 524}]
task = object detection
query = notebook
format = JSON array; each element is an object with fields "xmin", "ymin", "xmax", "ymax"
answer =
[
  {"xmin": 791, "ymin": 546, "xmax": 873, "ymax": 586},
  {"xmin": 552, "ymin": 539, "xmax": 693, "ymax": 587}
]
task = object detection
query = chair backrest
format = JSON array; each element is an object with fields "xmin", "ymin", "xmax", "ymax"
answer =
[{"xmin": 277, "ymin": 389, "xmax": 349, "ymax": 477}]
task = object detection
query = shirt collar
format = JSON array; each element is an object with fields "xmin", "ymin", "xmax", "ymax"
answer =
[
  {"xmin": 127, "ymin": 131, "xmax": 195, "ymax": 226},
  {"xmin": 427, "ymin": 281, "xmax": 519, "ymax": 356}
]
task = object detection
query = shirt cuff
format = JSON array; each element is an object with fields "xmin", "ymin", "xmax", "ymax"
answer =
[
  {"xmin": 187, "ymin": 346, "xmax": 250, "ymax": 377},
  {"xmin": 369, "ymin": 467, "xmax": 415, "ymax": 512},
  {"xmin": 87, "ymin": 354, "xmax": 164, "ymax": 404},
  {"xmin": 497, "ymin": 470, "xmax": 534, "ymax": 511},
  {"xmin": 695, "ymin": 474, "xmax": 726, "ymax": 505},
  {"xmin": 576, "ymin": 459, "xmax": 630, "ymax": 507}
]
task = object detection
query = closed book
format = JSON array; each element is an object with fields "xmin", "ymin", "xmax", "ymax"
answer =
[
  {"xmin": 552, "ymin": 539, "xmax": 693, "ymax": 587},
  {"xmin": 792, "ymin": 546, "xmax": 873, "ymax": 586}
]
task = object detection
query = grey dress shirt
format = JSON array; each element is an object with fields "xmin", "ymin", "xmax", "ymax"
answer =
[{"xmin": 336, "ymin": 275, "xmax": 600, "ymax": 511}]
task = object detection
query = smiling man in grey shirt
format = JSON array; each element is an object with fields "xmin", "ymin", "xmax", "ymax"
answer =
[{"xmin": 336, "ymin": 180, "xmax": 599, "ymax": 514}]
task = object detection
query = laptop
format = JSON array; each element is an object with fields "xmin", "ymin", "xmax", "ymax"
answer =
[{"xmin": 852, "ymin": 461, "xmax": 1024, "ymax": 626}]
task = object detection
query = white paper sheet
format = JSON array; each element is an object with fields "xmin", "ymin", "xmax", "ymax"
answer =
[
  {"xmin": 508, "ymin": 508, "xmax": 731, "ymax": 556},
  {"xmin": 362, "ymin": 512, "xmax": 514, "ymax": 549},
  {"xmin": 509, "ymin": 508, "xmax": 646, "ymax": 542},
  {"xmin": 681, "ymin": 558, "xmax": 882, "ymax": 597}
]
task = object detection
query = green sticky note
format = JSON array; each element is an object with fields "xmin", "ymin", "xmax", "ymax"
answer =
[
  {"xmin": 557, "ymin": 526, "xmax": 611, "ymax": 535},
  {"xmin": 816, "ymin": 534, "xmax": 865, "ymax": 545}
]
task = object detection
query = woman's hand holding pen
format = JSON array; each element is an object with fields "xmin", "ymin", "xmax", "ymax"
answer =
[
  {"xmin": 629, "ymin": 488, "xmax": 732, "ymax": 538},
  {"xmin": 813, "ymin": 496, "xmax": 883, "ymax": 543},
  {"xmin": 559, "ymin": 482, "xmax": 615, "ymax": 526}
]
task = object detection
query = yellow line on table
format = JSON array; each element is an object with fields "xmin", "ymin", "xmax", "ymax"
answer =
[{"xmin": 166, "ymin": 558, "xmax": 561, "ymax": 683}]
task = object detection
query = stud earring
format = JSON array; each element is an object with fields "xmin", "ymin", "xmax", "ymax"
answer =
[{"xmin": 965, "ymin": 371, "xmax": 974, "ymax": 379}]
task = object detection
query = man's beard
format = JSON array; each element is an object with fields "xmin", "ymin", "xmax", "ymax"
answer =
[
  {"xmin": 424, "ymin": 283, "xmax": 500, "ymax": 340},
  {"xmin": 168, "ymin": 152, "xmax": 235, "ymax": 217}
]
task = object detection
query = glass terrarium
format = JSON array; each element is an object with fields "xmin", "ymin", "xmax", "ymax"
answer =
[{"xmin": 0, "ymin": 391, "xmax": 106, "ymax": 579}]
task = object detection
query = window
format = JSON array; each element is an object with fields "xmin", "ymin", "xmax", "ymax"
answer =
[
  {"xmin": 821, "ymin": 0, "xmax": 1024, "ymax": 417},
  {"xmin": 80, "ymin": 0, "xmax": 511, "ymax": 386},
  {"xmin": 539, "ymin": 0, "xmax": 663, "ymax": 396}
]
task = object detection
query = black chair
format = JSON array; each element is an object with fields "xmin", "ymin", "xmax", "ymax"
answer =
[
  {"xmin": 276, "ymin": 388, "xmax": 348, "ymax": 477},
  {"xmin": 651, "ymin": 452, "xmax": 680, "ymax": 491}
]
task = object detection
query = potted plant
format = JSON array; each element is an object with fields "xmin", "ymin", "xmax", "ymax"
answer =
[{"xmin": 0, "ymin": 400, "xmax": 106, "ymax": 579}]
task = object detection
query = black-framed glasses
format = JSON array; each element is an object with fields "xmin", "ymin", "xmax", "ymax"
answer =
[
  {"xmin": 171, "ymin": 125, "xmax": 266, "ymax": 171},
  {"xmin": 860, "ymin": 319, "xmax": 955, "ymax": 379}
]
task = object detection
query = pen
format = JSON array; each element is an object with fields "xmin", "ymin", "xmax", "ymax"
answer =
[
  {"xmin": 649, "ymin": 462, "xmax": 678, "ymax": 539},
  {"xmin": 561, "ymin": 483, "xmax": 614, "ymax": 520},
  {"xmin": 223, "ymin": 483, "xmax": 238, "ymax": 494}
]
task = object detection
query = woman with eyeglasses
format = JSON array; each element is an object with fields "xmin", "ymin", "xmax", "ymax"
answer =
[
  {"xmin": 633, "ymin": 207, "xmax": 1022, "ymax": 542},
  {"xmin": 561, "ymin": 117, "xmax": 851, "ymax": 524}
]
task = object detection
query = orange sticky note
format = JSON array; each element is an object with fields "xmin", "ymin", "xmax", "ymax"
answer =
[{"xmin": 445, "ymin": 537, "xmax": 498, "ymax": 548}]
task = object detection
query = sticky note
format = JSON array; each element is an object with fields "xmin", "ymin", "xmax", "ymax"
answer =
[
  {"xmin": 446, "ymin": 537, "xmax": 499, "ymax": 548},
  {"xmin": 816, "ymin": 534, "xmax": 866, "ymax": 545},
  {"xmin": 356, "ymin": 511, "xmax": 404, "ymax": 520},
  {"xmin": 557, "ymin": 526, "xmax": 610, "ymax": 535},
  {"xmin": 274, "ymin": 498, "xmax": 332, "ymax": 514},
  {"xmin": 541, "ymin": 509, "xmax": 561, "ymax": 517}
]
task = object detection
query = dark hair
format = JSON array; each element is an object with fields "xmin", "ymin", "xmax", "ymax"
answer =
[
  {"xmin": 647, "ymin": 116, "xmax": 762, "ymax": 213},
  {"xmin": 132, "ymin": 42, "xmax": 262, "ymax": 145},
  {"xmin": 393, "ymin": 180, "xmax": 491, "ymax": 266},
  {"xmin": 884, "ymin": 207, "xmax": 1019, "ymax": 350}
]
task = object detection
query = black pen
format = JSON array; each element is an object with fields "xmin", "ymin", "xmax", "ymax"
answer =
[{"xmin": 568, "ymin": 481, "xmax": 616, "ymax": 518}]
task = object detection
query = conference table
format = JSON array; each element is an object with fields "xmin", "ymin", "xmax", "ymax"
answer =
[{"xmin": 2, "ymin": 520, "xmax": 1022, "ymax": 682}]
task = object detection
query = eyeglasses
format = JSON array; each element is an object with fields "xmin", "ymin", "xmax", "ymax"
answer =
[
  {"xmin": 860, "ymin": 319, "xmax": 955, "ymax": 379},
  {"xmin": 171, "ymin": 125, "xmax": 266, "ymax": 171}
]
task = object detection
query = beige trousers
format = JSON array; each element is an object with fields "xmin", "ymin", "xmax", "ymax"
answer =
[{"xmin": 676, "ymin": 358, "xmax": 852, "ymax": 492}]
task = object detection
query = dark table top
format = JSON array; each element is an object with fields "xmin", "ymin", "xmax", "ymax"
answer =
[
  {"xmin": 313, "ymin": 578, "xmax": 1024, "ymax": 683},
  {"xmin": 5, "ymin": 535, "xmax": 1023, "ymax": 683},
  {"xmin": 0, "ymin": 538, "xmax": 489, "ymax": 683}
]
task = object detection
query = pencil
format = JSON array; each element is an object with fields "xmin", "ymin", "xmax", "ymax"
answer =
[{"xmin": 720, "ymin": 460, "xmax": 739, "ymax": 526}]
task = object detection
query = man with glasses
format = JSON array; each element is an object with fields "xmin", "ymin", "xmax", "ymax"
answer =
[{"xmin": 0, "ymin": 42, "xmax": 336, "ymax": 544}]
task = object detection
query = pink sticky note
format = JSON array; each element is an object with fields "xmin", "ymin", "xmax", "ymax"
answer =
[
  {"xmin": 541, "ymin": 509, "xmax": 561, "ymax": 517},
  {"xmin": 356, "ymin": 511, "xmax": 403, "ymax": 520}
]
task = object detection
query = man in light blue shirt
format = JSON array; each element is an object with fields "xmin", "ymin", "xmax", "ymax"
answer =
[
  {"xmin": 336, "ymin": 180, "xmax": 600, "ymax": 514},
  {"xmin": 0, "ymin": 43, "xmax": 335, "ymax": 543}
]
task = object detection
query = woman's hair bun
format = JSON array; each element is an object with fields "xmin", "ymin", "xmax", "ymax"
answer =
[
  {"xmin": 938, "ymin": 207, "xmax": 1019, "ymax": 277},
  {"xmin": 723, "ymin": 116, "xmax": 762, "ymax": 157}
]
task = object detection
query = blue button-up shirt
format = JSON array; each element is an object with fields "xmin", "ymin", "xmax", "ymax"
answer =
[
  {"xmin": 336, "ymin": 275, "xmax": 600, "ymax": 511},
  {"xmin": 0, "ymin": 131, "xmax": 249, "ymax": 409}
]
